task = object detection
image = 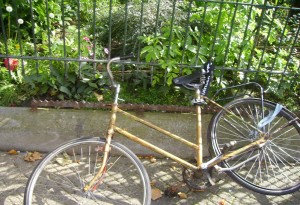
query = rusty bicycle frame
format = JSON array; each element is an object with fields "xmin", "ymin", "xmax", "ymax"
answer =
[{"xmin": 83, "ymin": 57, "xmax": 269, "ymax": 192}]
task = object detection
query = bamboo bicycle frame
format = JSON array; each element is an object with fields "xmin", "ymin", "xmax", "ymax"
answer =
[
  {"xmin": 83, "ymin": 56, "xmax": 274, "ymax": 191},
  {"xmin": 83, "ymin": 83, "xmax": 268, "ymax": 192}
]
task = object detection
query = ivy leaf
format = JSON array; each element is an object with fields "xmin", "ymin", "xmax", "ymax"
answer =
[
  {"xmin": 186, "ymin": 44, "xmax": 197, "ymax": 54},
  {"xmin": 59, "ymin": 86, "xmax": 72, "ymax": 97},
  {"xmin": 140, "ymin": 45, "xmax": 153, "ymax": 55},
  {"xmin": 88, "ymin": 82, "xmax": 98, "ymax": 89}
]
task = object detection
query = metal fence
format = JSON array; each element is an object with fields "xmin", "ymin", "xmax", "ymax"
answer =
[{"xmin": 0, "ymin": 0, "xmax": 299, "ymax": 101}]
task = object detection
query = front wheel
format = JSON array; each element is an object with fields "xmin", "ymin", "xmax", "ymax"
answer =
[
  {"xmin": 24, "ymin": 137, "xmax": 151, "ymax": 205},
  {"xmin": 208, "ymin": 98, "xmax": 300, "ymax": 195}
]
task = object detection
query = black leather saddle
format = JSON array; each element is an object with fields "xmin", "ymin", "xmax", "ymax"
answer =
[{"xmin": 173, "ymin": 61, "xmax": 215, "ymax": 96}]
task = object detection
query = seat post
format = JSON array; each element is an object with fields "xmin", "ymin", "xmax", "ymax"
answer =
[{"xmin": 195, "ymin": 88, "xmax": 203, "ymax": 166}]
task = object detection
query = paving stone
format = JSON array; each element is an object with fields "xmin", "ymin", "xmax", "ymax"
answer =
[{"xmin": 0, "ymin": 152, "xmax": 299, "ymax": 204}]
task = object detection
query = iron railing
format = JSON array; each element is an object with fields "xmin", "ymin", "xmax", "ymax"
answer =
[{"xmin": 0, "ymin": 0, "xmax": 299, "ymax": 101}]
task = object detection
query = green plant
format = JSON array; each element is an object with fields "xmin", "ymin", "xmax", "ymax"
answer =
[
  {"xmin": 139, "ymin": 0, "xmax": 299, "ymax": 109},
  {"xmin": 92, "ymin": 0, "xmax": 178, "ymax": 56},
  {"xmin": 0, "ymin": 81, "xmax": 18, "ymax": 106},
  {"xmin": 0, "ymin": 67, "xmax": 25, "ymax": 106},
  {"xmin": 119, "ymin": 83, "xmax": 191, "ymax": 106},
  {"xmin": 0, "ymin": 0, "xmax": 108, "ymax": 102}
]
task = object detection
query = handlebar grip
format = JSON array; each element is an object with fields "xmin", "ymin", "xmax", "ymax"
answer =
[{"xmin": 119, "ymin": 53, "xmax": 135, "ymax": 60}]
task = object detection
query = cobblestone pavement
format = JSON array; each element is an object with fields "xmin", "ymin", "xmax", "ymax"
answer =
[{"xmin": 0, "ymin": 151, "xmax": 299, "ymax": 205}]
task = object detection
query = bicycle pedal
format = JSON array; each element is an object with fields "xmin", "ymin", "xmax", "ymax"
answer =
[{"xmin": 221, "ymin": 141, "xmax": 237, "ymax": 154}]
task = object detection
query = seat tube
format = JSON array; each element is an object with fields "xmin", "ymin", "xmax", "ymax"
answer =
[{"xmin": 195, "ymin": 88, "xmax": 203, "ymax": 166}]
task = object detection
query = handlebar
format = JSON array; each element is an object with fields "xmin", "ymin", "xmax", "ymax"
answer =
[
  {"xmin": 119, "ymin": 53, "xmax": 135, "ymax": 60},
  {"xmin": 106, "ymin": 53, "xmax": 135, "ymax": 87}
]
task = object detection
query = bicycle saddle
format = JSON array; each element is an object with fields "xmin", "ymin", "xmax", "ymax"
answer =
[
  {"xmin": 173, "ymin": 61, "xmax": 215, "ymax": 96},
  {"xmin": 172, "ymin": 70, "xmax": 202, "ymax": 87}
]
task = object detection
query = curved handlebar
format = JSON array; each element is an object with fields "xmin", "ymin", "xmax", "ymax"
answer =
[
  {"xmin": 120, "ymin": 52, "xmax": 135, "ymax": 60},
  {"xmin": 106, "ymin": 53, "xmax": 134, "ymax": 87}
]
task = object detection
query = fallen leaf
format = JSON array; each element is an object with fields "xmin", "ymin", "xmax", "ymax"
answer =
[
  {"xmin": 149, "ymin": 156, "xmax": 157, "ymax": 163},
  {"xmin": 7, "ymin": 149, "xmax": 18, "ymax": 155},
  {"xmin": 151, "ymin": 188, "xmax": 162, "ymax": 200},
  {"xmin": 56, "ymin": 158, "xmax": 72, "ymax": 166},
  {"xmin": 150, "ymin": 180, "xmax": 157, "ymax": 187},
  {"xmin": 170, "ymin": 165, "xmax": 181, "ymax": 172},
  {"xmin": 24, "ymin": 152, "xmax": 33, "ymax": 162},
  {"xmin": 178, "ymin": 192, "xmax": 188, "ymax": 199},
  {"xmin": 94, "ymin": 92, "xmax": 103, "ymax": 101},
  {"xmin": 56, "ymin": 152, "xmax": 72, "ymax": 166},
  {"xmin": 219, "ymin": 199, "xmax": 226, "ymax": 205},
  {"xmin": 164, "ymin": 182, "xmax": 184, "ymax": 197},
  {"xmin": 137, "ymin": 155, "xmax": 154, "ymax": 159},
  {"xmin": 31, "ymin": 151, "xmax": 42, "ymax": 160},
  {"xmin": 24, "ymin": 151, "xmax": 43, "ymax": 162}
]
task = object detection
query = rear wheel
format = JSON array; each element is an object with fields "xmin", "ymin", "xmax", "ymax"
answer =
[
  {"xmin": 208, "ymin": 98, "xmax": 300, "ymax": 195},
  {"xmin": 24, "ymin": 137, "xmax": 151, "ymax": 204}
]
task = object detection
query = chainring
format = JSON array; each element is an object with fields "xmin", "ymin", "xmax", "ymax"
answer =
[{"xmin": 182, "ymin": 163, "xmax": 215, "ymax": 191}]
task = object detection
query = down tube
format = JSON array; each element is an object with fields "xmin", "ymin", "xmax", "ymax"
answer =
[{"xmin": 114, "ymin": 126, "xmax": 199, "ymax": 170}]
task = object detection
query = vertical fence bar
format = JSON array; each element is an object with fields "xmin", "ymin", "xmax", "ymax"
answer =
[
  {"xmin": 219, "ymin": 0, "xmax": 239, "ymax": 85},
  {"xmin": 267, "ymin": 7, "xmax": 290, "ymax": 88},
  {"xmin": 0, "ymin": 2, "xmax": 9, "ymax": 58},
  {"xmin": 108, "ymin": 0, "xmax": 113, "ymax": 60},
  {"xmin": 136, "ymin": 0, "xmax": 145, "ymax": 65},
  {"xmin": 120, "ymin": 0, "xmax": 129, "ymax": 81},
  {"xmin": 122, "ymin": 1, "xmax": 129, "ymax": 56},
  {"xmin": 195, "ymin": 1, "xmax": 207, "ymax": 66},
  {"xmin": 61, "ymin": 0, "xmax": 67, "ymax": 75},
  {"xmin": 236, "ymin": 0, "xmax": 254, "ymax": 69},
  {"xmin": 254, "ymin": 8, "xmax": 278, "ymax": 82},
  {"xmin": 91, "ymin": 0, "xmax": 97, "ymax": 70},
  {"xmin": 29, "ymin": 0, "xmax": 39, "ymax": 74},
  {"xmin": 149, "ymin": 0, "xmax": 162, "ymax": 85},
  {"xmin": 243, "ymin": 0, "xmax": 267, "ymax": 83},
  {"xmin": 93, "ymin": 0, "xmax": 97, "ymax": 59},
  {"xmin": 290, "ymin": 4, "xmax": 300, "ymax": 88},
  {"xmin": 0, "ymin": 2, "xmax": 12, "ymax": 77},
  {"xmin": 13, "ymin": 0, "xmax": 25, "ymax": 75},
  {"xmin": 45, "ymin": 0, "xmax": 54, "ymax": 74},
  {"xmin": 211, "ymin": 0, "xmax": 224, "ymax": 88},
  {"xmin": 294, "ymin": 65, "xmax": 300, "ymax": 88},
  {"xmin": 223, "ymin": 0, "xmax": 239, "ymax": 65},
  {"xmin": 180, "ymin": 1, "xmax": 192, "ymax": 74},
  {"xmin": 279, "ymin": 21, "xmax": 300, "ymax": 88},
  {"xmin": 211, "ymin": 0, "xmax": 224, "ymax": 60},
  {"xmin": 77, "ymin": 0, "xmax": 82, "ymax": 77},
  {"xmin": 154, "ymin": 0, "xmax": 161, "ymax": 37},
  {"xmin": 164, "ymin": 0, "xmax": 176, "ymax": 85}
]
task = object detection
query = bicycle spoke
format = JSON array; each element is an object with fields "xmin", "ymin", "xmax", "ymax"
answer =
[
  {"xmin": 209, "ymin": 98, "xmax": 300, "ymax": 195},
  {"xmin": 25, "ymin": 138, "xmax": 151, "ymax": 204}
]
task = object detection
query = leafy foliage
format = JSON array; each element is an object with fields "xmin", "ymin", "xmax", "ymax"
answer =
[
  {"xmin": 0, "ymin": 0, "xmax": 299, "ymax": 109},
  {"xmin": 0, "ymin": 0, "xmax": 108, "ymax": 104},
  {"xmin": 139, "ymin": 0, "xmax": 300, "ymax": 109}
]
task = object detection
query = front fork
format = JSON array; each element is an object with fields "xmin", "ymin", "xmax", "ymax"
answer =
[
  {"xmin": 83, "ymin": 103, "xmax": 118, "ymax": 192},
  {"xmin": 84, "ymin": 84, "xmax": 121, "ymax": 192}
]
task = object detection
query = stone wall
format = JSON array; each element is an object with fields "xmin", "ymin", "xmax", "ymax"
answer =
[{"xmin": 0, "ymin": 107, "xmax": 213, "ymax": 158}]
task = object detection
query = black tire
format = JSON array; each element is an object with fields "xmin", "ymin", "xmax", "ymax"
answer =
[
  {"xmin": 208, "ymin": 98, "xmax": 300, "ymax": 195},
  {"xmin": 24, "ymin": 137, "xmax": 151, "ymax": 205}
]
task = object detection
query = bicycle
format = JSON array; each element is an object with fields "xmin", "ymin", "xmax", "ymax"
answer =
[{"xmin": 24, "ymin": 54, "xmax": 300, "ymax": 204}]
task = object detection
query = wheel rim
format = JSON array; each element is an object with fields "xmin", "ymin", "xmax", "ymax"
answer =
[
  {"xmin": 25, "ymin": 138, "xmax": 150, "ymax": 204},
  {"xmin": 211, "ymin": 99, "xmax": 300, "ymax": 194}
]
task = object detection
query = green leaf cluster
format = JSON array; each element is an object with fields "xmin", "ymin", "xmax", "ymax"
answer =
[{"xmin": 139, "ymin": 0, "xmax": 299, "ymax": 109}]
